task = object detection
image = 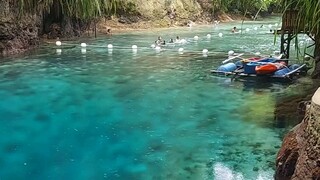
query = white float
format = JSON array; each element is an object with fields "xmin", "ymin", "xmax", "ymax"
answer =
[
  {"xmin": 268, "ymin": 24, "xmax": 272, "ymax": 29},
  {"xmin": 132, "ymin": 45, "xmax": 138, "ymax": 49},
  {"xmin": 151, "ymin": 44, "xmax": 156, "ymax": 48},
  {"xmin": 254, "ymin": 27, "xmax": 258, "ymax": 30},
  {"xmin": 202, "ymin": 49, "xmax": 208, "ymax": 55},
  {"xmin": 178, "ymin": 48, "xmax": 184, "ymax": 53},
  {"xmin": 80, "ymin": 43, "xmax": 87, "ymax": 48},
  {"xmin": 56, "ymin": 41, "xmax": 62, "ymax": 46},
  {"xmin": 228, "ymin": 50, "xmax": 235, "ymax": 56},
  {"xmin": 194, "ymin": 36, "xmax": 199, "ymax": 41},
  {"xmin": 245, "ymin": 28, "xmax": 250, "ymax": 32},
  {"xmin": 107, "ymin": 44, "xmax": 113, "ymax": 49},
  {"xmin": 304, "ymin": 55, "xmax": 311, "ymax": 61},
  {"xmin": 207, "ymin": 34, "xmax": 211, "ymax": 38},
  {"xmin": 218, "ymin": 33, "xmax": 223, "ymax": 37}
]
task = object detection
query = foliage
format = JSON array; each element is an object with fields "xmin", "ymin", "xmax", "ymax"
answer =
[
  {"xmin": 281, "ymin": 0, "xmax": 320, "ymax": 35},
  {"xmin": 17, "ymin": 0, "xmax": 128, "ymax": 19},
  {"xmin": 211, "ymin": 0, "xmax": 280, "ymax": 15},
  {"xmin": 280, "ymin": 0, "xmax": 320, "ymax": 77}
]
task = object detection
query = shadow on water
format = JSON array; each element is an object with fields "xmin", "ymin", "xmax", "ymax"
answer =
[
  {"xmin": 240, "ymin": 78, "xmax": 292, "ymax": 93},
  {"xmin": 239, "ymin": 78, "xmax": 318, "ymax": 132},
  {"xmin": 209, "ymin": 75, "xmax": 307, "ymax": 129}
]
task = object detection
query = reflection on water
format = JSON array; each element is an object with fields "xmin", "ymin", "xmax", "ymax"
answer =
[{"xmin": 0, "ymin": 17, "xmax": 314, "ymax": 179}]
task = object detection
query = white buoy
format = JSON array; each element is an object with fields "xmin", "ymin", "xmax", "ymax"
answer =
[
  {"xmin": 207, "ymin": 34, "xmax": 211, "ymax": 38},
  {"xmin": 56, "ymin": 49, "xmax": 62, "ymax": 55},
  {"xmin": 254, "ymin": 27, "xmax": 258, "ymax": 30},
  {"xmin": 80, "ymin": 43, "xmax": 87, "ymax": 48},
  {"xmin": 194, "ymin": 36, "xmax": 199, "ymax": 41},
  {"xmin": 228, "ymin": 50, "xmax": 235, "ymax": 56},
  {"xmin": 275, "ymin": 23, "xmax": 278, "ymax": 26},
  {"xmin": 132, "ymin": 45, "xmax": 138, "ymax": 49},
  {"xmin": 202, "ymin": 49, "xmax": 208, "ymax": 55},
  {"xmin": 107, "ymin": 44, "xmax": 113, "ymax": 49},
  {"xmin": 56, "ymin": 41, "xmax": 62, "ymax": 46},
  {"xmin": 178, "ymin": 48, "xmax": 184, "ymax": 53},
  {"xmin": 151, "ymin": 44, "xmax": 156, "ymax": 48},
  {"xmin": 218, "ymin": 33, "xmax": 223, "ymax": 37},
  {"xmin": 81, "ymin": 48, "xmax": 86, "ymax": 54},
  {"xmin": 255, "ymin": 52, "xmax": 261, "ymax": 56},
  {"xmin": 245, "ymin": 28, "xmax": 250, "ymax": 32},
  {"xmin": 268, "ymin": 24, "xmax": 272, "ymax": 28},
  {"xmin": 304, "ymin": 55, "xmax": 311, "ymax": 61}
]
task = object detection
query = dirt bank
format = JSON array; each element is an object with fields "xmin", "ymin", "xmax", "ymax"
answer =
[{"xmin": 96, "ymin": 12, "xmax": 242, "ymax": 34}]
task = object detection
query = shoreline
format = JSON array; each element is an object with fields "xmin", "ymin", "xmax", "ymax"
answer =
[{"xmin": 96, "ymin": 13, "xmax": 246, "ymax": 35}]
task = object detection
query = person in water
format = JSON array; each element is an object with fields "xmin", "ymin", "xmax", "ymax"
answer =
[
  {"xmin": 169, "ymin": 38, "xmax": 174, "ymax": 43},
  {"xmin": 155, "ymin": 36, "xmax": 165, "ymax": 45},
  {"xmin": 231, "ymin": 27, "xmax": 238, "ymax": 33},
  {"xmin": 175, "ymin": 36, "xmax": 180, "ymax": 42}
]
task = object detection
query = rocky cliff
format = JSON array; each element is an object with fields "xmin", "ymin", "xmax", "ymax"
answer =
[
  {"xmin": 0, "ymin": 1, "xmax": 40, "ymax": 56},
  {"xmin": 275, "ymin": 88, "xmax": 320, "ymax": 179},
  {"xmin": 110, "ymin": 0, "xmax": 212, "ymax": 29}
]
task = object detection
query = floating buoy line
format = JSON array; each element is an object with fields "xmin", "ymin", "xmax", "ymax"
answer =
[
  {"xmin": 53, "ymin": 32, "xmax": 228, "ymax": 56},
  {"xmin": 53, "ymin": 24, "xmax": 313, "ymax": 56}
]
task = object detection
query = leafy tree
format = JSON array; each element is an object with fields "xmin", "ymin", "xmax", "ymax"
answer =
[{"xmin": 211, "ymin": 0, "xmax": 280, "ymax": 15}]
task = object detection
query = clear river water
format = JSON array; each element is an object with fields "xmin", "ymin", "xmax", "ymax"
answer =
[{"xmin": 0, "ymin": 17, "xmax": 314, "ymax": 179}]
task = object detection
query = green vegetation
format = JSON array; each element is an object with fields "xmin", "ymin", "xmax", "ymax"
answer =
[
  {"xmin": 17, "ymin": 0, "xmax": 126, "ymax": 19},
  {"xmin": 280, "ymin": 0, "xmax": 320, "ymax": 78},
  {"xmin": 211, "ymin": 0, "xmax": 280, "ymax": 17}
]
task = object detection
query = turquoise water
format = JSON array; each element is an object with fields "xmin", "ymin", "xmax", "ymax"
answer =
[{"xmin": 0, "ymin": 18, "xmax": 314, "ymax": 179}]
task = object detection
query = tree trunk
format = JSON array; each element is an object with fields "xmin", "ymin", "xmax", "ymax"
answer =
[
  {"xmin": 253, "ymin": 5, "xmax": 263, "ymax": 20},
  {"xmin": 311, "ymin": 32, "xmax": 320, "ymax": 78}
]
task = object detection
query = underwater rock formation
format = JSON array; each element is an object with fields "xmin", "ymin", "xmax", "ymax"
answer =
[{"xmin": 275, "ymin": 88, "xmax": 320, "ymax": 180}]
